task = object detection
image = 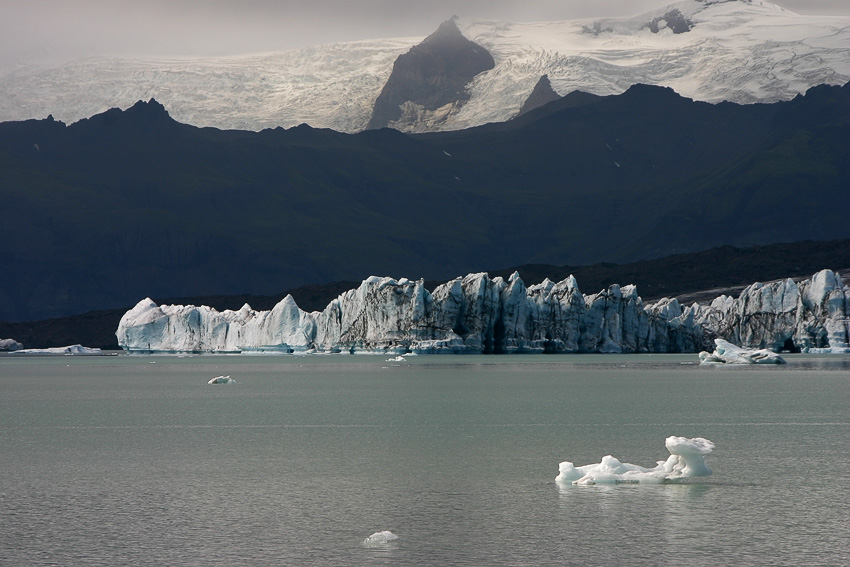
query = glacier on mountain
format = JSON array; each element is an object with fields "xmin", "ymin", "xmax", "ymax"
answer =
[
  {"xmin": 0, "ymin": 40, "xmax": 416, "ymax": 133},
  {"xmin": 2, "ymin": 0, "xmax": 849, "ymax": 133},
  {"xmin": 116, "ymin": 269, "xmax": 850, "ymax": 355}
]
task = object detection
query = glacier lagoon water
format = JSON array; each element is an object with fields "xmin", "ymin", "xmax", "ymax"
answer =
[{"xmin": 1, "ymin": 353, "xmax": 848, "ymax": 566}]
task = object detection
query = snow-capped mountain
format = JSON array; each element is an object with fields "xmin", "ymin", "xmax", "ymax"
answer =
[
  {"xmin": 0, "ymin": 39, "xmax": 417, "ymax": 133},
  {"xmin": 444, "ymin": 0, "xmax": 850, "ymax": 132},
  {"xmin": 1, "ymin": 0, "xmax": 849, "ymax": 133}
]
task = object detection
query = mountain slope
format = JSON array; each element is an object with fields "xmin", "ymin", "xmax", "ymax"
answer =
[
  {"xmin": 1, "ymin": 0, "xmax": 848, "ymax": 133},
  {"xmin": 1, "ymin": 81, "xmax": 848, "ymax": 321}
]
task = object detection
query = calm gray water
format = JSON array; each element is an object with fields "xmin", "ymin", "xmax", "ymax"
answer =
[{"xmin": 1, "ymin": 353, "xmax": 848, "ymax": 566}]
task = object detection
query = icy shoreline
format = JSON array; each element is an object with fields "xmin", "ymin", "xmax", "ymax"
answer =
[{"xmin": 116, "ymin": 269, "xmax": 850, "ymax": 355}]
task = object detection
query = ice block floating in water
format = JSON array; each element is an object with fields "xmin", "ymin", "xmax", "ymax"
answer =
[
  {"xmin": 699, "ymin": 339, "xmax": 786, "ymax": 365},
  {"xmin": 363, "ymin": 530, "xmax": 398, "ymax": 545},
  {"xmin": 208, "ymin": 375, "xmax": 235, "ymax": 384},
  {"xmin": 556, "ymin": 436, "xmax": 715, "ymax": 485}
]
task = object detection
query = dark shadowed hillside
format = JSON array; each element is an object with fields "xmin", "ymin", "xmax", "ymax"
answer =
[{"xmin": 1, "ymin": 82, "xmax": 849, "ymax": 321}]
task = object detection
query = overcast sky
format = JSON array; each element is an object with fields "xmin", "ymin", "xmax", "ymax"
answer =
[{"xmin": 3, "ymin": 0, "xmax": 849, "ymax": 65}]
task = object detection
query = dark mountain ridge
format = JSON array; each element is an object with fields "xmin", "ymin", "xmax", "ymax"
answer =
[
  {"xmin": 515, "ymin": 75, "xmax": 563, "ymax": 118},
  {"xmin": 1, "ymin": 81, "xmax": 849, "ymax": 321}
]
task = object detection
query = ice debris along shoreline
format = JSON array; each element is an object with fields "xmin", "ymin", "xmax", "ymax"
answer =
[
  {"xmin": 699, "ymin": 339, "xmax": 786, "ymax": 365},
  {"xmin": 556, "ymin": 436, "xmax": 714, "ymax": 485},
  {"xmin": 116, "ymin": 269, "xmax": 850, "ymax": 355},
  {"xmin": 10, "ymin": 344, "xmax": 102, "ymax": 355}
]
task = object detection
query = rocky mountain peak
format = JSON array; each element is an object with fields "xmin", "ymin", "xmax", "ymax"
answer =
[
  {"xmin": 515, "ymin": 75, "xmax": 563, "ymax": 118},
  {"xmin": 647, "ymin": 9, "xmax": 693, "ymax": 33},
  {"xmin": 366, "ymin": 18, "xmax": 495, "ymax": 130}
]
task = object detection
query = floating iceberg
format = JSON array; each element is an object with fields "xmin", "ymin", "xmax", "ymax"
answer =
[
  {"xmin": 116, "ymin": 269, "xmax": 850, "ymax": 355},
  {"xmin": 11, "ymin": 344, "xmax": 102, "ymax": 355},
  {"xmin": 208, "ymin": 375, "xmax": 235, "ymax": 384},
  {"xmin": 699, "ymin": 339, "xmax": 786, "ymax": 365},
  {"xmin": 556, "ymin": 436, "xmax": 715, "ymax": 485},
  {"xmin": 0, "ymin": 338, "xmax": 23, "ymax": 351},
  {"xmin": 363, "ymin": 530, "xmax": 398, "ymax": 545}
]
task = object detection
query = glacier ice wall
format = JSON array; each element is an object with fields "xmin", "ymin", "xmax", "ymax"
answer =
[{"xmin": 116, "ymin": 269, "xmax": 850, "ymax": 354}]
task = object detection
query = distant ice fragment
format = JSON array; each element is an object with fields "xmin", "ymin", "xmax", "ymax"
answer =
[
  {"xmin": 556, "ymin": 436, "xmax": 715, "ymax": 485},
  {"xmin": 386, "ymin": 356, "xmax": 406, "ymax": 362},
  {"xmin": 699, "ymin": 339, "xmax": 786, "ymax": 365},
  {"xmin": 803, "ymin": 346, "xmax": 850, "ymax": 354},
  {"xmin": 0, "ymin": 338, "xmax": 23, "ymax": 351},
  {"xmin": 208, "ymin": 375, "xmax": 235, "ymax": 384},
  {"xmin": 363, "ymin": 530, "xmax": 398, "ymax": 545}
]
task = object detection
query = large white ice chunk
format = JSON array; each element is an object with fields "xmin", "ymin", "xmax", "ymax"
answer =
[
  {"xmin": 698, "ymin": 339, "xmax": 786, "ymax": 365},
  {"xmin": 556, "ymin": 436, "xmax": 715, "ymax": 485}
]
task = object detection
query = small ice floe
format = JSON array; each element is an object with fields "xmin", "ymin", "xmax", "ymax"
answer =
[
  {"xmin": 208, "ymin": 375, "xmax": 235, "ymax": 384},
  {"xmin": 386, "ymin": 356, "xmax": 406, "ymax": 362},
  {"xmin": 363, "ymin": 530, "xmax": 398, "ymax": 545},
  {"xmin": 699, "ymin": 339, "xmax": 786, "ymax": 365},
  {"xmin": 556, "ymin": 436, "xmax": 715, "ymax": 485}
]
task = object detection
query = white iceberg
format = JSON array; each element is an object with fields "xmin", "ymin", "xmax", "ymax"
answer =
[
  {"xmin": 208, "ymin": 375, "xmax": 235, "ymax": 384},
  {"xmin": 556, "ymin": 436, "xmax": 715, "ymax": 485},
  {"xmin": 699, "ymin": 339, "xmax": 786, "ymax": 365},
  {"xmin": 386, "ymin": 356, "xmax": 406, "ymax": 362},
  {"xmin": 0, "ymin": 338, "xmax": 23, "ymax": 351},
  {"xmin": 363, "ymin": 530, "xmax": 398, "ymax": 545},
  {"xmin": 11, "ymin": 344, "xmax": 102, "ymax": 355}
]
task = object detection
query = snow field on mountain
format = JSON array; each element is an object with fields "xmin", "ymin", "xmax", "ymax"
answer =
[
  {"xmin": 452, "ymin": 1, "xmax": 850, "ymax": 129},
  {"xmin": 0, "ymin": 39, "xmax": 417, "ymax": 132},
  {"xmin": 2, "ymin": 1, "xmax": 848, "ymax": 132}
]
